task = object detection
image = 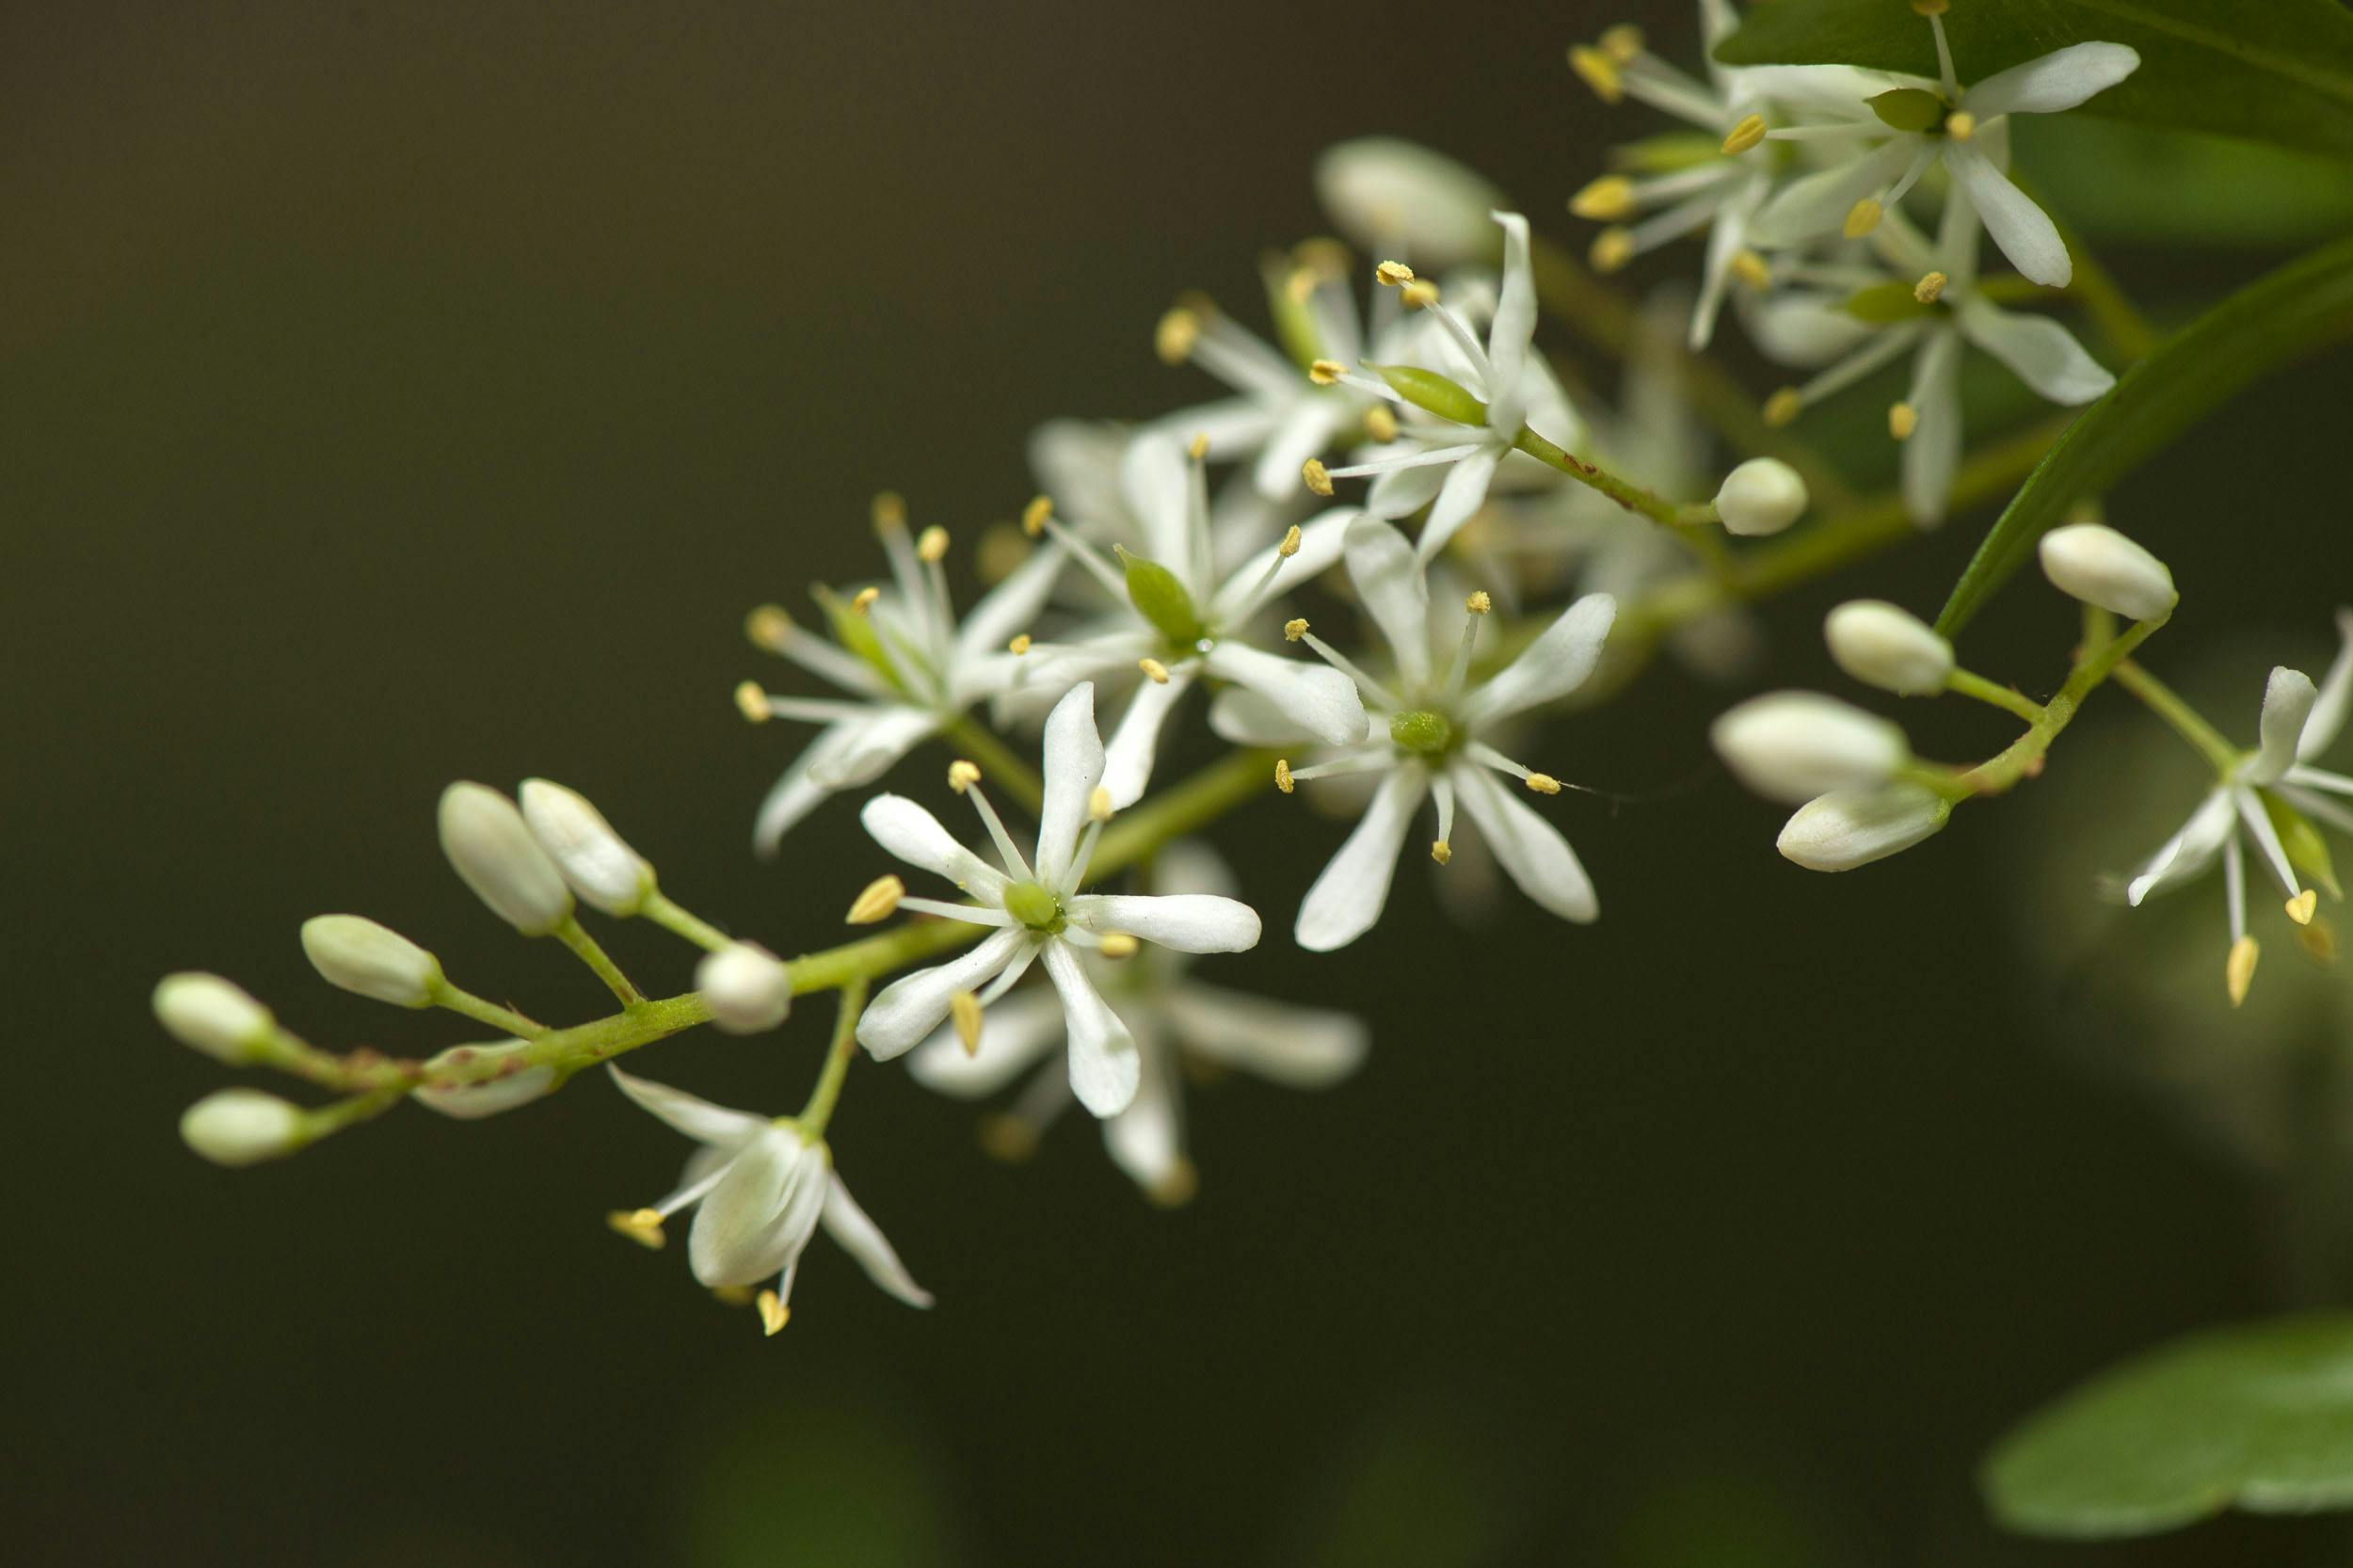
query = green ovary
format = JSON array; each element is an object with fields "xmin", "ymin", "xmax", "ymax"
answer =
[
  {"xmin": 1388, "ymin": 709, "xmax": 1456, "ymax": 757},
  {"xmin": 1002, "ymin": 880, "xmax": 1065, "ymax": 934}
]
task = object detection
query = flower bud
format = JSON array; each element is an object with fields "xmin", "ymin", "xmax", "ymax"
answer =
[
  {"xmin": 1824, "ymin": 600, "xmax": 1954, "ymax": 696},
  {"xmin": 1776, "ymin": 783, "xmax": 1952, "ymax": 872},
  {"xmin": 300, "ymin": 915, "xmax": 443, "ymax": 1007},
  {"xmin": 1713, "ymin": 457, "xmax": 1809, "ymax": 536},
  {"xmin": 520, "ymin": 778, "xmax": 657, "ymax": 917},
  {"xmin": 2038, "ymin": 523, "xmax": 2178, "ymax": 622},
  {"xmin": 181, "ymin": 1088, "xmax": 306, "ymax": 1166},
  {"xmin": 152, "ymin": 972, "xmax": 274, "ymax": 1064},
  {"xmin": 414, "ymin": 1039, "xmax": 557, "ymax": 1119},
  {"xmin": 1711, "ymin": 692, "xmax": 1909, "ymax": 804},
  {"xmin": 1312, "ymin": 137, "xmax": 1508, "ymax": 269},
  {"xmin": 438, "ymin": 782, "xmax": 574, "ymax": 936},
  {"xmin": 697, "ymin": 941, "xmax": 793, "ymax": 1035}
]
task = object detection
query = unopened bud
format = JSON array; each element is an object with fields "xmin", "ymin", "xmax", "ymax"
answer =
[
  {"xmin": 1713, "ymin": 457, "xmax": 1809, "ymax": 537},
  {"xmin": 2038, "ymin": 523, "xmax": 2178, "ymax": 622},
  {"xmin": 520, "ymin": 779, "xmax": 657, "ymax": 917},
  {"xmin": 438, "ymin": 782, "xmax": 574, "ymax": 936},
  {"xmin": 153, "ymin": 972, "xmax": 275, "ymax": 1064},
  {"xmin": 697, "ymin": 941, "xmax": 793, "ymax": 1035},
  {"xmin": 1711, "ymin": 692, "xmax": 1910, "ymax": 804},
  {"xmin": 181, "ymin": 1088, "xmax": 305, "ymax": 1166},
  {"xmin": 300, "ymin": 915, "xmax": 443, "ymax": 1007},
  {"xmin": 414, "ymin": 1039, "xmax": 557, "ymax": 1119},
  {"xmin": 1776, "ymin": 783, "xmax": 1951, "ymax": 872},
  {"xmin": 1824, "ymin": 600, "xmax": 1954, "ymax": 696}
]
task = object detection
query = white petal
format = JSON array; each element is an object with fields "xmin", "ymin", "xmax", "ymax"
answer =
[
  {"xmin": 1460, "ymin": 594, "xmax": 1616, "ymax": 728},
  {"xmin": 1902, "ymin": 330, "xmax": 1964, "ymax": 529},
  {"xmin": 1295, "ymin": 764, "xmax": 1427, "ymax": 952},
  {"xmin": 1449, "ymin": 761, "xmax": 1597, "ymax": 922},
  {"xmin": 2249, "ymin": 667, "xmax": 2319, "ymax": 786},
  {"xmin": 1945, "ymin": 140, "xmax": 2071, "ymax": 288},
  {"xmin": 1365, "ymin": 458, "xmax": 1449, "ymax": 521},
  {"xmin": 1207, "ymin": 685, "xmax": 1313, "ymax": 747},
  {"xmin": 2300, "ymin": 609, "xmax": 2353, "ymax": 760},
  {"xmin": 1042, "ymin": 939, "xmax": 1141, "ymax": 1116},
  {"xmin": 1161, "ymin": 982, "xmax": 1369, "ymax": 1087},
  {"xmin": 2126, "ymin": 789, "xmax": 2237, "ymax": 904},
  {"xmin": 1201, "ymin": 642, "xmax": 1369, "ymax": 746},
  {"xmin": 1209, "ymin": 506, "xmax": 1356, "ymax": 624},
  {"xmin": 1102, "ymin": 1050, "xmax": 1185, "ymax": 1195},
  {"xmin": 1484, "ymin": 212, "xmax": 1536, "ymax": 406},
  {"xmin": 1965, "ymin": 42, "xmax": 2139, "ymax": 119},
  {"xmin": 688, "ymin": 1130, "xmax": 827, "ymax": 1288},
  {"xmin": 954, "ymin": 536, "xmax": 1070, "ymax": 664},
  {"xmin": 1119, "ymin": 432, "xmax": 1197, "ymax": 572},
  {"xmin": 856, "ymin": 927, "xmax": 1029, "ymax": 1060},
  {"xmin": 1027, "ymin": 419, "xmax": 1131, "ymax": 532},
  {"xmin": 905, "ymin": 988, "xmax": 1066, "ymax": 1096},
  {"xmin": 820, "ymin": 1172, "xmax": 934, "ymax": 1308},
  {"xmin": 1417, "ymin": 442, "xmax": 1505, "ymax": 564},
  {"xmin": 1775, "ymin": 783, "xmax": 1951, "ymax": 872},
  {"xmin": 1956, "ymin": 298, "xmax": 2112, "ymax": 405},
  {"xmin": 1153, "ymin": 396, "xmax": 1279, "ymax": 459},
  {"xmin": 802, "ymin": 705, "xmax": 940, "ymax": 790},
  {"xmin": 1748, "ymin": 140, "xmax": 1920, "ymax": 248},
  {"xmin": 1034, "ymin": 681, "xmax": 1107, "ymax": 885},
  {"xmin": 1251, "ymin": 400, "xmax": 1348, "ymax": 502},
  {"xmin": 606, "ymin": 1064, "xmax": 768, "ymax": 1147},
  {"xmin": 1739, "ymin": 288, "xmax": 1873, "ymax": 368},
  {"xmin": 1342, "ymin": 513, "xmax": 1433, "ymax": 684},
  {"xmin": 1067, "ymin": 892, "xmax": 1263, "ymax": 953},
  {"xmin": 860, "ymin": 793, "xmax": 1005, "ymax": 892},
  {"xmin": 1098, "ymin": 663, "xmax": 1199, "ymax": 809}
]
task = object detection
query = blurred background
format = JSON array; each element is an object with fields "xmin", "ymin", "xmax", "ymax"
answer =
[{"xmin": 8, "ymin": 2, "xmax": 2353, "ymax": 1563}]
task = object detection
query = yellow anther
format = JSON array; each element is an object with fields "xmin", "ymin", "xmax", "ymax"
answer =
[
  {"xmin": 1888, "ymin": 402, "xmax": 1919, "ymax": 441},
  {"xmin": 1285, "ymin": 267, "xmax": 1319, "ymax": 306},
  {"xmin": 1309, "ymin": 358, "xmax": 1348, "ymax": 386},
  {"xmin": 951, "ymin": 989, "xmax": 984, "ymax": 1057},
  {"xmin": 871, "ymin": 491, "xmax": 906, "ymax": 532},
  {"xmin": 1279, "ymin": 524, "xmax": 1303, "ymax": 557},
  {"xmin": 2298, "ymin": 918, "xmax": 2337, "ymax": 962},
  {"xmin": 2227, "ymin": 936, "xmax": 2260, "ymax": 1008},
  {"xmin": 1844, "ymin": 199, "xmax": 1883, "ymax": 238},
  {"xmin": 851, "ymin": 585, "xmax": 881, "ymax": 615},
  {"xmin": 744, "ymin": 603, "xmax": 792, "ymax": 650},
  {"xmin": 1188, "ymin": 431, "xmax": 1210, "ymax": 461},
  {"xmin": 1088, "ymin": 785, "xmax": 1114, "ymax": 823},
  {"xmin": 733, "ymin": 680, "xmax": 771, "ymax": 725},
  {"xmin": 1096, "ymin": 933, "xmax": 1141, "ymax": 959},
  {"xmin": 1589, "ymin": 227, "xmax": 1635, "ymax": 274},
  {"xmin": 1293, "ymin": 236, "xmax": 1351, "ymax": 278},
  {"xmin": 915, "ymin": 524, "xmax": 949, "ymax": 563},
  {"xmin": 1431, "ymin": 840, "xmax": 1452, "ymax": 865},
  {"xmin": 1374, "ymin": 260, "xmax": 1416, "ymax": 287},
  {"xmin": 1569, "ymin": 175, "xmax": 1636, "ymax": 222},
  {"xmin": 1912, "ymin": 0, "xmax": 1948, "ymax": 15},
  {"xmin": 977, "ymin": 1113, "xmax": 1039, "ymax": 1164},
  {"xmin": 1721, "ymin": 113, "xmax": 1769, "ymax": 155},
  {"xmin": 1365, "ymin": 405, "xmax": 1399, "ymax": 442},
  {"xmin": 1147, "ymin": 1158, "xmax": 1200, "ymax": 1209},
  {"xmin": 1600, "ymin": 23, "xmax": 1644, "ymax": 62},
  {"xmin": 1139, "ymin": 656, "xmax": 1172, "ymax": 684},
  {"xmin": 1400, "ymin": 279, "xmax": 1440, "ymax": 310},
  {"xmin": 1730, "ymin": 248, "xmax": 1771, "ymax": 289},
  {"xmin": 606, "ymin": 1208, "xmax": 666, "ymax": 1250},
  {"xmin": 1008, "ymin": 632, "xmax": 1032, "ymax": 655},
  {"xmin": 977, "ymin": 520, "xmax": 1028, "ymax": 583},
  {"xmin": 1465, "ymin": 589, "xmax": 1493, "ymax": 615},
  {"xmin": 2288, "ymin": 888, "xmax": 2319, "ymax": 925},
  {"xmin": 1021, "ymin": 493, "xmax": 1053, "ymax": 537},
  {"xmin": 846, "ymin": 873, "xmax": 905, "ymax": 926},
  {"xmin": 1155, "ymin": 308, "xmax": 1200, "ymax": 364},
  {"xmin": 947, "ymin": 759, "xmax": 981, "ymax": 792},
  {"xmin": 1913, "ymin": 270, "xmax": 1949, "ymax": 304},
  {"xmin": 710, "ymin": 1284, "xmax": 755, "ymax": 1306},
  {"xmin": 1568, "ymin": 44, "xmax": 1623, "ymax": 103},
  {"xmin": 1944, "ymin": 109, "xmax": 1976, "ymax": 141},
  {"xmin": 1283, "ymin": 617, "xmax": 1309, "ymax": 642},
  {"xmin": 1525, "ymin": 772, "xmax": 1563, "ymax": 795},
  {"xmin": 1763, "ymin": 387, "xmax": 1803, "ymax": 427},
  {"xmin": 1274, "ymin": 758, "xmax": 1295, "ymax": 793},
  {"xmin": 1303, "ymin": 457, "xmax": 1335, "ymax": 497},
  {"xmin": 756, "ymin": 1289, "xmax": 790, "ymax": 1336}
]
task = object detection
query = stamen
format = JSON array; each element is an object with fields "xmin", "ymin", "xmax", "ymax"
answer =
[
  {"xmin": 1444, "ymin": 603, "xmax": 1483, "ymax": 698},
  {"xmin": 1303, "ymin": 457, "xmax": 1335, "ymax": 497},
  {"xmin": 1763, "ymin": 388, "xmax": 1803, "ymax": 427},
  {"xmin": 1433, "ymin": 772, "xmax": 1457, "ymax": 856},
  {"xmin": 951, "ymin": 990, "xmax": 984, "ymax": 1057},
  {"xmin": 851, "ymin": 585, "xmax": 881, "ymax": 615},
  {"xmin": 1721, "ymin": 114, "xmax": 1768, "ymax": 155},
  {"xmin": 1599, "ymin": 23, "xmax": 1643, "ymax": 61},
  {"xmin": 977, "ymin": 1112, "xmax": 1040, "ymax": 1163},
  {"xmin": 961, "ymin": 781, "xmax": 1034, "ymax": 880},
  {"xmin": 1139, "ymin": 657, "xmax": 1172, "ymax": 684},
  {"xmin": 734, "ymin": 680, "xmax": 772, "ymax": 725},
  {"xmin": 1570, "ymin": 176, "xmax": 1636, "ymax": 221},
  {"xmin": 1156, "ymin": 308, "xmax": 1199, "ymax": 364},
  {"xmin": 1844, "ymin": 199, "xmax": 1883, "ymax": 239},
  {"xmin": 1275, "ymin": 759, "xmax": 1295, "ymax": 793},
  {"xmin": 1188, "ymin": 432, "xmax": 1210, "ymax": 461},
  {"xmin": 896, "ymin": 896, "xmax": 1010, "ymax": 925},
  {"xmin": 1284, "ymin": 617, "xmax": 1309, "ymax": 642},
  {"xmin": 1009, "ymin": 632, "xmax": 1032, "ymax": 654},
  {"xmin": 2288, "ymin": 889, "xmax": 2319, "ymax": 924},
  {"xmin": 605, "ymin": 1208, "xmax": 666, "ymax": 1250},
  {"xmin": 1913, "ymin": 270, "xmax": 1948, "ymax": 303},
  {"xmin": 1096, "ymin": 933, "xmax": 1141, "ymax": 959},
  {"xmin": 1465, "ymin": 590, "xmax": 1492, "ymax": 615},
  {"xmin": 1944, "ymin": 110, "xmax": 1976, "ymax": 140},
  {"xmin": 1889, "ymin": 403, "xmax": 1919, "ymax": 440},
  {"xmin": 2227, "ymin": 936, "xmax": 2259, "ymax": 1007},
  {"xmin": 1374, "ymin": 260, "xmax": 1415, "ymax": 287},
  {"xmin": 1590, "ymin": 227, "xmax": 1635, "ymax": 273},
  {"xmin": 846, "ymin": 874, "xmax": 905, "ymax": 925},
  {"xmin": 1301, "ymin": 632, "xmax": 1402, "ymax": 712},
  {"xmin": 1309, "ymin": 359, "xmax": 1348, "ymax": 385},
  {"xmin": 1284, "ymin": 749, "xmax": 1400, "ymax": 785},
  {"xmin": 711, "ymin": 1285, "xmax": 755, "ymax": 1306},
  {"xmin": 916, "ymin": 525, "xmax": 949, "ymax": 564},
  {"xmin": 947, "ymin": 760, "xmax": 982, "ymax": 792},
  {"xmin": 1568, "ymin": 44, "xmax": 1623, "ymax": 103},
  {"xmin": 1021, "ymin": 494, "xmax": 1053, "ymax": 537},
  {"xmin": 871, "ymin": 491, "xmax": 907, "ymax": 533},
  {"xmin": 1431, "ymin": 840, "xmax": 1452, "ymax": 865},
  {"xmin": 1526, "ymin": 773, "xmax": 1563, "ymax": 794},
  {"xmin": 1088, "ymin": 786, "xmax": 1114, "ymax": 823},
  {"xmin": 1365, "ymin": 405, "xmax": 1399, "ymax": 442},
  {"xmin": 1731, "ymin": 249, "xmax": 1770, "ymax": 289},
  {"xmin": 744, "ymin": 603, "xmax": 793, "ymax": 650},
  {"xmin": 1400, "ymin": 279, "xmax": 1440, "ymax": 311},
  {"xmin": 756, "ymin": 1289, "xmax": 790, "ymax": 1336}
]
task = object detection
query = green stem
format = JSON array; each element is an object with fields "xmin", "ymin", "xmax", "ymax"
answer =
[
  {"xmin": 552, "ymin": 916, "xmax": 645, "ymax": 1006},
  {"xmin": 1512, "ymin": 425, "xmax": 1689, "ymax": 529},
  {"xmin": 1959, "ymin": 614, "xmax": 2167, "ymax": 795},
  {"xmin": 943, "ymin": 712, "xmax": 1047, "ymax": 811},
  {"xmin": 641, "ymin": 892, "xmax": 733, "ymax": 953},
  {"xmin": 430, "ymin": 980, "xmax": 549, "ymax": 1039},
  {"xmin": 796, "ymin": 980, "xmax": 868, "ymax": 1139},
  {"xmin": 426, "ymin": 990, "xmax": 715, "ymax": 1086},
  {"xmin": 1092, "ymin": 747, "xmax": 1276, "ymax": 876},
  {"xmin": 1945, "ymin": 667, "xmax": 2047, "ymax": 724},
  {"xmin": 2111, "ymin": 660, "xmax": 2243, "ymax": 776},
  {"xmin": 297, "ymin": 1083, "xmax": 410, "ymax": 1147}
]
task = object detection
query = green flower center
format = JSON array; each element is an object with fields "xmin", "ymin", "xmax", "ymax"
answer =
[
  {"xmin": 1388, "ymin": 708, "xmax": 1457, "ymax": 758},
  {"xmin": 1002, "ymin": 880, "xmax": 1066, "ymax": 934}
]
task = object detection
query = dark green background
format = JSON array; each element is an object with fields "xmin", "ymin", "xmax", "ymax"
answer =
[{"xmin": 8, "ymin": 2, "xmax": 2350, "ymax": 1563}]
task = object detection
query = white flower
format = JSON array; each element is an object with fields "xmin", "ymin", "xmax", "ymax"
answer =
[
  {"xmin": 153, "ymin": 972, "xmax": 275, "ymax": 1064},
  {"xmin": 904, "ymin": 842, "xmax": 1368, "ymax": 1203},
  {"xmin": 2039, "ymin": 522, "xmax": 2178, "ymax": 623},
  {"xmin": 439, "ymin": 781, "xmax": 574, "ymax": 936},
  {"xmin": 1777, "ymin": 781, "xmax": 1951, "ymax": 871},
  {"xmin": 741, "ymin": 501, "xmax": 1069, "ymax": 852},
  {"xmin": 1824, "ymin": 600, "xmax": 1954, "ymax": 696},
  {"xmin": 181, "ymin": 1088, "xmax": 305, "ymax": 1166},
  {"xmin": 300, "ymin": 916, "xmax": 443, "ymax": 1007},
  {"xmin": 606, "ymin": 1065, "xmax": 931, "ymax": 1333},
  {"xmin": 1713, "ymin": 457, "xmax": 1809, "ymax": 536},
  {"xmin": 1016, "ymin": 435, "xmax": 1368, "ymax": 807},
  {"xmin": 2122, "ymin": 612, "xmax": 2353, "ymax": 1005},
  {"xmin": 696, "ymin": 941, "xmax": 792, "ymax": 1035},
  {"xmin": 1028, "ymin": 419, "xmax": 1302, "ymax": 600},
  {"xmin": 853, "ymin": 682, "xmax": 1265, "ymax": 1115},
  {"xmin": 1712, "ymin": 691, "xmax": 1911, "ymax": 804},
  {"xmin": 520, "ymin": 779, "xmax": 656, "ymax": 917},
  {"xmin": 1314, "ymin": 137, "xmax": 1510, "ymax": 271},
  {"xmin": 1743, "ymin": 10, "xmax": 2137, "ymax": 287},
  {"xmin": 1267, "ymin": 515, "xmax": 1614, "ymax": 952}
]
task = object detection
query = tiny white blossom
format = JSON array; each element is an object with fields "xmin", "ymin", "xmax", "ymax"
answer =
[
  {"xmin": 1712, "ymin": 691, "xmax": 1912, "ymax": 805},
  {"xmin": 606, "ymin": 1065, "xmax": 931, "ymax": 1333},
  {"xmin": 438, "ymin": 781, "xmax": 574, "ymax": 936},
  {"xmin": 182, "ymin": 1088, "xmax": 305, "ymax": 1167},
  {"xmin": 1824, "ymin": 600, "xmax": 1954, "ymax": 696},
  {"xmin": 1777, "ymin": 781, "xmax": 1952, "ymax": 871},
  {"xmin": 696, "ymin": 941, "xmax": 792, "ymax": 1035},
  {"xmin": 2039, "ymin": 522, "xmax": 2178, "ymax": 623},
  {"xmin": 153, "ymin": 972, "xmax": 275, "ymax": 1064},
  {"xmin": 1714, "ymin": 457, "xmax": 1810, "ymax": 536},
  {"xmin": 854, "ymin": 683, "xmax": 1265, "ymax": 1115},
  {"xmin": 300, "ymin": 915, "xmax": 443, "ymax": 1007},
  {"xmin": 520, "ymin": 779, "xmax": 656, "ymax": 917}
]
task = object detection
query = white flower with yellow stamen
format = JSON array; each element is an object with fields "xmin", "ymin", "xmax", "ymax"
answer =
[
  {"xmin": 2122, "ymin": 612, "xmax": 2353, "ymax": 1006},
  {"xmin": 605, "ymin": 1065, "xmax": 931, "ymax": 1335},
  {"xmin": 740, "ymin": 497, "xmax": 1070, "ymax": 853},
  {"xmin": 1742, "ymin": 7, "xmax": 2137, "ymax": 287},
  {"xmin": 1013, "ymin": 433, "xmax": 1368, "ymax": 807},
  {"xmin": 853, "ymin": 683, "xmax": 1265, "ymax": 1115},
  {"xmin": 1028, "ymin": 418, "xmax": 1304, "ymax": 596},
  {"xmin": 904, "ymin": 842, "xmax": 1367, "ymax": 1203},
  {"xmin": 1256, "ymin": 515, "xmax": 1613, "ymax": 952}
]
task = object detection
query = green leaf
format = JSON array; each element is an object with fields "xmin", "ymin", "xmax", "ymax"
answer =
[
  {"xmin": 2016, "ymin": 116, "xmax": 2353, "ymax": 248},
  {"xmin": 1983, "ymin": 1313, "xmax": 2353, "ymax": 1538},
  {"xmin": 1935, "ymin": 235, "xmax": 2353, "ymax": 635},
  {"xmin": 1715, "ymin": 0, "xmax": 2353, "ymax": 161}
]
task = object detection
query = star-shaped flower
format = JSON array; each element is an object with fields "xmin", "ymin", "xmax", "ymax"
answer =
[{"xmin": 853, "ymin": 682, "xmax": 1265, "ymax": 1115}]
